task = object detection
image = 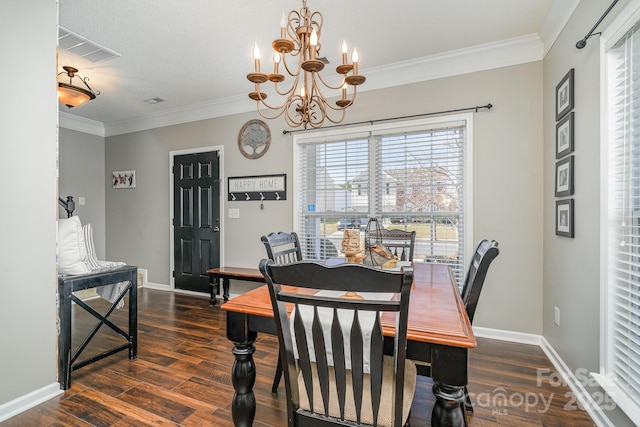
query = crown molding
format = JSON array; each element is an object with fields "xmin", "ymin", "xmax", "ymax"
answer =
[
  {"xmin": 58, "ymin": 111, "xmax": 105, "ymax": 137},
  {"xmin": 62, "ymin": 34, "xmax": 544, "ymax": 137},
  {"xmin": 539, "ymin": 0, "xmax": 581, "ymax": 56},
  {"xmin": 103, "ymin": 95, "xmax": 249, "ymax": 137},
  {"xmin": 362, "ymin": 33, "xmax": 543, "ymax": 93}
]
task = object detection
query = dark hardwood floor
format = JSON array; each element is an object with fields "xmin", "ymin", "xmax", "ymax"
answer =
[{"xmin": 2, "ymin": 288, "xmax": 596, "ymax": 426}]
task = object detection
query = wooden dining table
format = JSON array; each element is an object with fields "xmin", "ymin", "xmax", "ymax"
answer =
[{"xmin": 221, "ymin": 261, "xmax": 476, "ymax": 427}]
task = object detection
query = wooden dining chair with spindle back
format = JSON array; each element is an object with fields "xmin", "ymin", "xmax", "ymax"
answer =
[
  {"xmin": 261, "ymin": 231, "xmax": 304, "ymax": 392},
  {"xmin": 364, "ymin": 218, "xmax": 416, "ymax": 262},
  {"xmin": 376, "ymin": 228, "xmax": 416, "ymax": 261},
  {"xmin": 460, "ymin": 239, "xmax": 500, "ymax": 412},
  {"xmin": 260, "ymin": 259, "xmax": 417, "ymax": 427},
  {"xmin": 261, "ymin": 231, "xmax": 303, "ymax": 265}
]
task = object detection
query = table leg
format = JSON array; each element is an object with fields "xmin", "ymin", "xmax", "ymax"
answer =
[
  {"xmin": 209, "ymin": 274, "xmax": 220, "ymax": 306},
  {"xmin": 222, "ymin": 278, "xmax": 230, "ymax": 302},
  {"xmin": 129, "ymin": 273, "xmax": 138, "ymax": 359},
  {"xmin": 227, "ymin": 311, "xmax": 258, "ymax": 427},
  {"xmin": 430, "ymin": 344, "xmax": 468, "ymax": 427},
  {"xmin": 231, "ymin": 342, "xmax": 256, "ymax": 426},
  {"xmin": 58, "ymin": 283, "xmax": 72, "ymax": 390},
  {"xmin": 432, "ymin": 382, "xmax": 467, "ymax": 427}
]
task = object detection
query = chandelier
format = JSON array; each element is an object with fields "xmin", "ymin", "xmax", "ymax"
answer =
[
  {"xmin": 247, "ymin": 0, "xmax": 365, "ymax": 129},
  {"xmin": 57, "ymin": 66, "xmax": 99, "ymax": 108}
]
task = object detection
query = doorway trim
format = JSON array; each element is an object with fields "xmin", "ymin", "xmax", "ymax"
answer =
[{"xmin": 169, "ymin": 145, "xmax": 224, "ymax": 291}]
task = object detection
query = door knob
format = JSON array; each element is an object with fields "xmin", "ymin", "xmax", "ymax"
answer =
[{"xmin": 213, "ymin": 226, "xmax": 220, "ymax": 232}]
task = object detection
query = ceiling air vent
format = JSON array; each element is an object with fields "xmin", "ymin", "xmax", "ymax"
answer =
[{"xmin": 58, "ymin": 26, "xmax": 121, "ymax": 63}]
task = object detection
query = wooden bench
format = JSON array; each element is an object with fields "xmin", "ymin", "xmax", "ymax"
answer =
[{"xmin": 207, "ymin": 267, "xmax": 265, "ymax": 305}]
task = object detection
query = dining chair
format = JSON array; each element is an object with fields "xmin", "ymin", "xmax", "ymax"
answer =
[
  {"xmin": 460, "ymin": 239, "xmax": 500, "ymax": 412},
  {"xmin": 261, "ymin": 231, "xmax": 303, "ymax": 265},
  {"xmin": 261, "ymin": 231, "xmax": 304, "ymax": 392},
  {"xmin": 260, "ymin": 259, "xmax": 416, "ymax": 427},
  {"xmin": 366, "ymin": 227, "xmax": 417, "ymax": 262}
]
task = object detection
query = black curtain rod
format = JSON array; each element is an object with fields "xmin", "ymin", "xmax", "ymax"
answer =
[
  {"xmin": 282, "ymin": 103, "xmax": 493, "ymax": 135},
  {"xmin": 576, "ymin": 0, "xmax": 619, "ymax": 49}
]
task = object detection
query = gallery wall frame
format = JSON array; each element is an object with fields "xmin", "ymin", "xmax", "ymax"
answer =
[
  {"xmin": 556, "ymin": 111, "xmax": 574, "ymax": 159},
  {"xmin": 112, "ymin": 170, "xmax": 136, "ymax": 188},
  {"xmin": 556, "ymin": 199, "xmax": 574, "ymax": 238},
  {"xmin": 556, "ymin": 68, "xmax": 574, "ymax": 121},
  {"xmin": 554, "ymin": 68, "xmax": 576, "ymax": 238},
  {"xmin": 555, "ymin": 155, "xmax": 574, "ymax": 198}
]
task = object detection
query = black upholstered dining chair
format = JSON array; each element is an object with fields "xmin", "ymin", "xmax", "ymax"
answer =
[
  {"xmin": 460, "ymin": 239, "xmax": 500, "ymax": 412},
  {"xmin": 260, "ymin": 259, "xmax": 416, "ymax": 427},
  {"xmin": 261, "ymin": 231, "xmax": 304, "ymax": 392}
]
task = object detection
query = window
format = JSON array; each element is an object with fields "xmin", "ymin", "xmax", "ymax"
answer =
[
  {"xmin": 600, "ymin": 9, "xmax": 640, "ymax": 423},
  {"xmin": 293, "ymin": 115, "xmax": 472, "ymax": 286}
]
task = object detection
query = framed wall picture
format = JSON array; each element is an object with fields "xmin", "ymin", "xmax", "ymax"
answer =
[
  {"xmin": 112, "ymin": 170, "xmax": 136, "ymax": 188},
  {"xmin": 555, "ymin": 155, "xmax": 574, "ymax": 197},
  {"xmin": 556, "ymin": 199, "xmax": 574, "ymax": 238},
  {"xmin": 556, "ymin": 68, "xmax": 574, "ymax": 121},
  {"xmin": 238, "ymin": 119, "xmax": 271, "ymax": 159},
  {"xmin": 556, "ymin": 111, "xmax": 574, "ymax": 159}
]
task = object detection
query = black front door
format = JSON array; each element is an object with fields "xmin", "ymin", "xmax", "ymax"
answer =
[{"xmin": 173, "ymin": 151, "xmax": 220, "ymax": 293}]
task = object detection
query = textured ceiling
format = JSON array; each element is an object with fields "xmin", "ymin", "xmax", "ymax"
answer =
[{"xmin": 57, "ymin": 0, "xmax": 556, "ymax": 129}]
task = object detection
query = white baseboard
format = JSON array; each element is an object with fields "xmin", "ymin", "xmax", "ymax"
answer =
[
  {"xmin": 473, "ymin": 325, "xmax": 543, "ymax": 345},
  {"xmin": 137, "ymin": 268, "xmax": 148, "ymax": 287},
  {"xmin": 0, "ymin": 382, "xmax": 62, "ymax": 422},
  {"xmin": 540, "ymin": 338, "xmax": 615, "ymax": 427},
  {"xmin": 143, "ymin": 281, "xmax": 171, "ymax": 291},
  {"xmin": 171, "ymin": 288, "xmax": 210, "ymax": 298},
  {"xmin": 142, "ymin": 282, "xmax": 211, "ymax": 301}
]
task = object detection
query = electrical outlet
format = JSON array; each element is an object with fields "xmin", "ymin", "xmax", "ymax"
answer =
[
  {"xmin": 229, "ymin": 208, "xmax": 240, "ymax": 219},
  {"xmin": 78, "ymin": 196, "xmax": 85, "ymax": 205},
  {"xmin": 554, "ymin": 306, "xmax": 560, "ymax": 327}
]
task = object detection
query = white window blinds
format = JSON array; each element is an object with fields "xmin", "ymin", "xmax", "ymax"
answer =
[
  {"xmin": 294, "ymin": 118, "xmax": 469, "ymax": 286},
  {"xmin": 373, "ymin": 125, "xmax": 466, "ymax": 282},
  {"xmin": 603, "ymin": 19, "xmax": 640, "ymax": 421}
]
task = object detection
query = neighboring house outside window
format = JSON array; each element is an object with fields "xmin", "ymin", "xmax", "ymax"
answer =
[{"xmin": 293, "ymin": 114, "xmax": 473, "ymax": 286}]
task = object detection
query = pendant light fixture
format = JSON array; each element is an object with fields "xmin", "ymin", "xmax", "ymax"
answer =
[{"xmin": 57, "ymin": 66, "xmax": 99, "ymax": 108}]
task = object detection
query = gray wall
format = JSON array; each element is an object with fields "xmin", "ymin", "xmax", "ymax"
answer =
[
  {"xmin": 543, "ymin": 1, "xmax": 634, "ymax": 425},
  {"xmin": 59, "ymin": 128, "xmax": 106, "ymax": 258},
  {"xmin": 0, "ymin": 0, "xmax": 58, "ymax": 406},
  {"xmin": 105, "ymin": 61, "xmax": 544, "ymax": 335}
]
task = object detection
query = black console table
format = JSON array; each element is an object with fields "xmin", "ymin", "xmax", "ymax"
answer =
[{"xmin": 57, "ymin": 265, "xmax": 138, "ymax": 390}]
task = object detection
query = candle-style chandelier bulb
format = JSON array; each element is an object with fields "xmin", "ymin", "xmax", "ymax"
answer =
[{"xmin": 247, "ymin": 0, "xmax": 366, "ymax": 129}]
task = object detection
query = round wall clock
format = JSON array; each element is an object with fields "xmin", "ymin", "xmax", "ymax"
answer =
[{"xmin": 238, "ymin": 119, "xmax": 271, "ymax": 159}]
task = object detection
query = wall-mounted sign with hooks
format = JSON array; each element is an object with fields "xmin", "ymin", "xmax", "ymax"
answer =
[{"xmin": 228, "ymin": 174, "xmax": 286, "ymax": 201}]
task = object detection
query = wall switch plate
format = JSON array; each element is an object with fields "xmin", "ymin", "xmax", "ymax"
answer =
[
  {"xmin": 229, "ymin": 208, "xmax": 240, "ymax": 219},
  {"xmin": 78, "ymin": 196, "xmax": 85, "ymax": 205},
  {"xmin": 554, "ymin": 306, "xmax": 560, "ymax": 327}
]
